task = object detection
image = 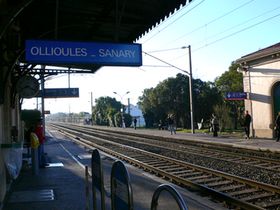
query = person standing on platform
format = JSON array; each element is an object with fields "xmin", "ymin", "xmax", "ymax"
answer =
[
  {"xmin": 211, "ymin": 114, "xmax": 219, "ymax": 137},
  {"xmin": 244, "ymin": 110, "xmax": 252, "ymax": 139},
  {"xmin": 133, "ymin": 118, "xmax": 137, "ymax": 130},
  {"xmin": 275, "ymin": 111, "xmax": 280, "ymax": 142},
  {"xmin": 34, "ymin": 119, "xmax": 47, "ymax": 168},
  {"xmin": 167, "ymin": 115, "xmax": 176, "ymax": 135}
]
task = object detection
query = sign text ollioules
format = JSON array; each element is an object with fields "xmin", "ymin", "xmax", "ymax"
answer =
[
  {"xmin": 25, "ymin": 40, "xmax": 142, "ymax": 66},
  {"xmin": 30, "ymin": 46, "xmax": 136, "ymax": 58}
]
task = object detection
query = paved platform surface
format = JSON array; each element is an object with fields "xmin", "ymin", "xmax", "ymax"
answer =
[{"xmin": 2, "ymin": 127, "xmax": 227, "ymax": 210}]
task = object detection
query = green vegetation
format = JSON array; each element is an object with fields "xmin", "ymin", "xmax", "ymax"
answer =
[
  {"xmin": 92, "ymin": 96, "xmax": 132, "ymax": 127},
  {"xmin": 89, "ymin": 62, "xmax": 244, "ymax": 131},
  {"xmin": 137, "ymin": 62, "xmax": 244, "ymax": 130}
]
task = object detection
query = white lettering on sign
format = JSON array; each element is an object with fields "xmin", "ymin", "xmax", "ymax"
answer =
[
  {"xmin": 30, "ymin": 47, "xmax": 88, "ymax": 57},
  {"xmin": 99, "ymin": 49, "xmax": 135, "ymax": 58}
]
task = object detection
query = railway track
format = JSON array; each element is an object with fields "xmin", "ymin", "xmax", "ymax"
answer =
[
  {"xmin": 49, "ymin": 123, "xmax": 280, "ymax": 210},
  {"xmin": 51, "ymin": 123, "xmax": 280, "ymax": 174}
]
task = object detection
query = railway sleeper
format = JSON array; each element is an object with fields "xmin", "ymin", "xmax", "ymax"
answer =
[
  {"xmin": 149, "ymin": 162, "xmax": 171, "ymax": 167},
  {"xmin": 134, "ymin": 157, "xmax": 154, "ymax": 162},
  {"xmin": 171, "ymin": 169, "xmax": 194, "ymax": 175},
  {"xmin": 215, "ymin": 184, "xmax": 245, "ymax": 192},
  {"xmin": 228, "ymin": 188, "xmax": 259, "ymax": 196},
  {"xmin": 224, "ymin": 157, "xmax": 244, "ymax": 161},
  {"xmin": 267, "ymin": 165, "xmax": 280, "ymax": 170},
  {"xmin": 158, "ymin": 165, "xmax": 181, "ymax": 170},
  {"xmin": 180, "ymin": 172, "xmax": 204, "ymax": 178},
  {"xmin": 219, "ymin": 157, "xmax": 240, "ymax": 162},
  {"xmin": 235, "ymin": 158, "xmax": 251, "ymax": 163},
  {"xmin": 128, "ymin": 154, "xmax": 147, "ymax": 159},
  {"xmin": 194, "ymin": 177, "xmax": 223, "ymax": 184},
  {"xmin": 258, "ymin": 199, "xmax": 280, "ymax": 208},
  {"xmin": 206, "ymin": 180, "xmax": 233, "ymax": 187},
  {"xmin": 165, "ymin": 167, "xmax": 186, "ymax": 172},
  {"xmin": 131, "ymin": 157, "xmax": 152, "ymax": 162},
  {"xmin": 122, "ymin": 150, "xmax": 138, "ymax": 155},
  {"xmin": 255, "ymin": 163, "xmax": 271, "ymax": 167},
  {"xmin": 215, "ymin": 155, "xmax": 234, "ymax": 160},
  {"xmin": 187, "ymin": 175, "xmax": 212, "ymax": 181},
  {"xmin": 241, "ymin": 160, "xmax": 261, "ymax": 165},
  {"xmin": 141, "ymin": 160, "xmax": 162, "ymax": 164},
  {"xmin": 241, "ymin": 192, "xmax": 275, "ymax": 202}
]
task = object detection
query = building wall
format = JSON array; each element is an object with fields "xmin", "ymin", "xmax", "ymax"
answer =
[
  {"xmin": 244, "ymin": 60, "xmax": 280, "ymax": 138},
  {"xmin": 0, "ymin": 66, "xmax": 23, "ymax": 206},
  {"xmin": 127, "ymin": 104, "xmax": 146, "ymax": 127}
]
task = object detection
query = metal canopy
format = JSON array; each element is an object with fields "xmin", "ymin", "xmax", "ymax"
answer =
[{"xmin": 1, "ymin": 0, "xmax": 189, "ymax": 74}]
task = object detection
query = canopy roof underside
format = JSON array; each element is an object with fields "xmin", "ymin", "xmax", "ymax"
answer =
[{"xmin": 1, "ymin": 0, "xmax": 189, "ymax": 74}]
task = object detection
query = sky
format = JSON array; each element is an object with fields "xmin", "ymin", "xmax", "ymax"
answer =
[{"xmin": 22, "ymin": 0, "xmax": 280, "ymax": 114}]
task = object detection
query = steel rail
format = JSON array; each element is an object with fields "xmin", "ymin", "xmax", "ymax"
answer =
[
  {"xmin": 70, "ymin": 124, "xmax": 280, "ymax": 155},
  {"xmin": 53, "ymin": 123, "xmax": 280, "ymax": 172},
  {"xmin": 49, "ymin": 124, "xmax": 280, "ymax": 210},
  {"xmin": 59, "ymin": 123, "xmax": 280, "ymax": 159}
]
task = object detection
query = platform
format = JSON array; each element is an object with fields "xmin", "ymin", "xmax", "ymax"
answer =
[{"xmin": 2, "ymin": 127, "xmax": 227, "ymax": 210}]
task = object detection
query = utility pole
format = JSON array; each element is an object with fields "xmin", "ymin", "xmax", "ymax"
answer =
[{"xmin": 188, "ymin": 45, "xmax": 195, "ymax": 134}]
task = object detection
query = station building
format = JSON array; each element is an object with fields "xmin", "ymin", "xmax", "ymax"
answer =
[
  {"xmin": 236, "ymin": 42, "xmax": 280, "ymax": 138},
  {"xmin": 0, "ymin": 1, "xmax": 190, "ymax": 207}
]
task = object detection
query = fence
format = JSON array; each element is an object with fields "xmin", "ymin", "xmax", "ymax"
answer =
[{"xmin": 87, "ymin": 149, "xmax": 188, "ymax": 210}]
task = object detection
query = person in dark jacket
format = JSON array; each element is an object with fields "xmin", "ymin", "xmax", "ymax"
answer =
[
  {"xmin": 244, "ymin": 110, "xmax": 252, "ymax": 139},
  {"xmin": 167, "ymin": 115, "xmax": 176, "ymax": 135},
  {"xmin": 133, "ymin": 118, "xmax": 137, "ymax": 130}
]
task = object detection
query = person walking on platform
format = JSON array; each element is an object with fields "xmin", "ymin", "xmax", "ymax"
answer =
[
  {"xmin": 275, "ymin": 111, "xmax": 280, "ymax": 142},
  {"xmin": 34, "ymin": 119, "xmax": 47, "ymax": 168},
  {"xmin": 211, "ymin": 114, "xmax": 219, "ymax": 137},
  {"xmin": 244, "ymin": 110, "xmax": 252, "ymax": 139}
]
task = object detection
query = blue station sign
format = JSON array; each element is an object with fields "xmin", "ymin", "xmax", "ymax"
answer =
[
  {"xmin": 37, "ymin": 88, "xmax": 79, "ymax": 98},
  {"xmin": 225, "ymin": 92, "xmax": 247, "ymax": 100},
  {"xmin": 25, "ymin": 40, "xmax": 142, "ymax": 66}
]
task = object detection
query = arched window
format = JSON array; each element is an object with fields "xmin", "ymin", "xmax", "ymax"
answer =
[{"xmin": 273, "ymin": 82, "xmax": 280, "ymax": 121}]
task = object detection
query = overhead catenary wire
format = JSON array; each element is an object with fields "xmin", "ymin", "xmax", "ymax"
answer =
[
  {"xmin": 192, "ymin": 5, "xmax": 280, "ymax": 48},
  {"xmin": 145, "ymin": 0, "xmax": 261, "ymax": 54},
  {"xmin": 142, "ymin": 0, "xmax": 206, "ymax": 44},
  {"xmin": 142, "ymin": 51, "xmax": 189, "ymax": 75},
  {"xmin": 147, "ymin": 47, "xmax": 183, "ymax": 54},
  {"xmin": 167, "ymin": 11, "xmax": 280, "ymax": 62},
  {"xmin": 146, "ymin": 5, "xmax": 280, "ymax": 58},
  {"xmin": 193, "ymin": 12, "xmax": 280, "ymax": 52},
  {"xmin": 168, "ymin": 0, "xmax": 257, "ymax": 45}
]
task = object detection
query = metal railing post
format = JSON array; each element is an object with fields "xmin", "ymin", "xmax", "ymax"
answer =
[{"xmin": 150, "ymin": 184, "xmax": 188, "ymax": 210}]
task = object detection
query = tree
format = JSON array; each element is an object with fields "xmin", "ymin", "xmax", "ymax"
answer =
[
  {"xmin": 92, "ymin": 96, "xmax": 132, "ymax": 127},
  {"xmin": 138, "ymin": 73, "xmax": 222, "ymax": 128},
  {"xmin": 92, "ymin": 96, "xmax": 121, "ymax": 126},
  {"xmin": 193, "ymin": 79, "xmax": 222, "ymax": 126},
  {"xmin": 215, "ymin": 62, "xmax": 244, "ymax": 129},
  {"xmin": 213, "ymin": 104, "xmax": 233, "ymax": 131},
  {"xmin": 215, "ymin": 62, "xmax": 243, "ymax": 95},
  {"xmin": 138, "ymin": 88, "xmax": 158, "ymax": 127}
]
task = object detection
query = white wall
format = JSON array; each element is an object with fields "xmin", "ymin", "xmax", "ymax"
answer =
[{"xmin": 244, "ymin": 60, "xmax": 280, "ymax": 138}]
